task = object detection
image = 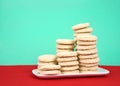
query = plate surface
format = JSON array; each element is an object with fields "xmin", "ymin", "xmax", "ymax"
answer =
[{"xmin": 32, "ymin": 67, "xmax": 110, "ymax": 79}]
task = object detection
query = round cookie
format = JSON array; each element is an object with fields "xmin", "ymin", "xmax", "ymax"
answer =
[
  {"xmin": 77, "ymin": 41, "xmax": 96, "ymax": 45},
  {"xmin": 37, "ymin": 62, "xmax": 57, "ymax": 67},
  {"xmin": 57, "ymin": 57, "xmax": 78, "ymax": 62},
  {"xmin": 56, "ymin": 49, "xmax": 73, "ymax": 53},
  {"xmin": 76, "ymin": 45, "xmax": 96, "ymax": 50},
  {"xmin": 80, "ymin": 70, "xmax": 98, "ymax": 73},
  {"xmin": 56, "ymin": 39, "xmax": 75, "ymax": 44},
  {"xmin": 72, "ymin": 23, "xmax": 90, "ymax": 31},
  {"xmin": 38, "ymin": 54, "xmax": 56, "ymax": 62},
  {"xmin": 74, "ymin": 33, "xmax": 91, "ymax": 37},
  {"xmin": 78, "ymin": 54, "xmax": 98, "ymax": 59},
  {"xmin": 79, "ymin": 63, "xmax": 98, "ymax": 67},
  {"xmin": 56, "ymin": 44, "xmax": 74, "ymax": 49},
  {"xmin": 39, "ymin": 65, "xmax": 61, "ymax": 70},
  {"xmin": 58, "ymin": 61, "xmax": 79, "ymax": 66},
  {"xmin": 79, "ymin": 66, "xmax": 98, "ymax": 71},
  {"xmin": 75, "ymin": 28, "xmax": 93, "ymax": 33},
  {"xmin": 38, "ymin": 70, "xmax": 61, "ymax": 75},
  {"xmin": 61, "ymin": 65, "xmax": 79, "ymax": 71},
  {"xmin": 79, "ymin": 57, "xmax": 100, "ymax": 64},
  {"xmin": 57, "ymin": 51, "xmax": 77, "ymax": 57},
  {"xmin": 76, "ymin": 35, "xmax": 97, "ymax": 42},
  {"xmin": 77, "ymin": 48, "xmax": 97, "ymax": 55},
  {"xmin": 62, "ymin": 70, "xmax": 80, "ymax": 74}
]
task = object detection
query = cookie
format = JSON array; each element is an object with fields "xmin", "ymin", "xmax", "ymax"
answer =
[
  {"xmin": 76, "ymin": 45, "xmax": 96, "ymax": 50},
  {"xmin": 72, "ymin": 23, "xmax": 90, "ymax": 31},
  {"xmin": 77, "ymin": 41, "xmax": 96, "ymax": 45},
  {"xmin": 56, "ymin": 49, "xmax": 73, "ymax": 53},
  {"xmin": 78, "ymin": 54, "xmax": 98, "ymax": 59},
  {"xmin": 79, "ymin": 57, "xmax": 99, "ymax": 64},
  {"xmin": 79, "ymin": 63, "xmax": 98, "ymax": 67},
  {"xmin": 79, "ymin": 66, "xmax": 98, "ymax": 71},
  {"xmin": 56, "ymin": 44, "xmax": 74, "ymax": 49},
  {"xmin": 75, "ymin": 28, "xmax": 93, "ymax": 33},
  {"xmin": 80, "ymin": 70, "xmax": 98, "ymax": 73},
  {"xmin": 56, "ymin": 39, "xmax": 75, "ymax": 44},
  {"xmin": 58, "ymin": 61, "xmax": 79, "ymax": 66},
  {"xmin": 38, "ymin": 54, "xmax": 56, "ymax": 62},
  {"xmin": 37, "ymin": 62, "xmax": 56, "ymax": 67},
  {"xmin": 74, "ymin": 33, "xmax": 91, "ymax": 37},
  {"xmin": 77, "ymin": 48, "xmax": 97, "ymax": 55},
  {"xmin": 57, "ymin": 51, "xmax": 77, "ymax": 57},
  {"xmin": 77, "ymin": 35, "xmax": 97, "ymax": 42},
  {"xmin": 38, "ymin": 70, "xmax": 61, "ymax": 75},
  {"xmin": 38, "ymin": 65, "xmax": 61, "ymax": 70},
  {"xmin": 61, "ymin": 65, "xmax": 79, "ymax": 71},
  {"xmin": 62, "ymin": 70, "xmax": 80, "ymax": 74},
  {"xmin": 57, "ymin": 57, "xmax": 78, "ymax": 62}
]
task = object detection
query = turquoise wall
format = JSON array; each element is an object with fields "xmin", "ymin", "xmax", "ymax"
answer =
[{"xmin": 0, "ymin": 0, "xmax": 120, "ymax": 65}]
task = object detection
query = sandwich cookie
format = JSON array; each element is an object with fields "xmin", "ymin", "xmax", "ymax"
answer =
[
  {"xmin": 77, "ymin": 48, "xmax": 97, "ymax": 55},
  {"xmin": 72, "ymin": 23, "xmax": 90, "ymax": 31},
  {"xmin": 62, "ymin": 70, "xmax": 80, "ymax": 74},
  {"xmin": 38, "ymin": 65, "xmax": 61, "ymax": 75},
  {"xmin": 57, "ymin": 57, "xmax": 78, "ymax": 62}
]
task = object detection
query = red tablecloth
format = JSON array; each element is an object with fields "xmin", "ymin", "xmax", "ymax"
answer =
[{"xmin": 0, "ymin": 65, "xmax": 120, "ymax": 86}]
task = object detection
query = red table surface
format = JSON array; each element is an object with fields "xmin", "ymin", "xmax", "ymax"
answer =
[{"xmin": 0, "ymin": 65, "xmax": 120, "ymax": 86}]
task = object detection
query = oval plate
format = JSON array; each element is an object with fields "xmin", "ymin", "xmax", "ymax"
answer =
[{"xmin": 32, "ymin": 67, "xmax": 110, "ymax": 79}]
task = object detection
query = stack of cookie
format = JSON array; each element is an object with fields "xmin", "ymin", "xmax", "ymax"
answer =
[
  {"xmin": 76, "ymin": 35, "xmax": 99, "ymax": 72},
  {"xmin": 56, "ymin": 39, "xmax": 75, "ymax": 53},
  {"xmin": 72, "ymin": 23, "xmax": 93, "ymax": 41},
  {"xmin": 37, "ymin": 54, "xmax": 61, "ymax": 74},
  {"xmin": 57, "ymin": 52, "xmax": 79, "ymax": 74}
]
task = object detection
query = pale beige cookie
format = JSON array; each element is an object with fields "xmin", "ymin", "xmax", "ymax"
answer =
[
  {"xmin": 61, "ymin": 65, "xmax": 79, "ymax": 71},
  {"xmin": 38, "ymin": 54, "xmax": 56, "ymax": 62},
  {"xmin": 77, "ymin": 35, "xmax": 97, "ymax": 42},
  {"xmin": 57, "ymin": 57, "xmax": 78, "ymax": 62},
  {"xmin": 79, "ymin": 57, "xmax": 100, "ymax": 64},
  {"xmin": 58, "ymin": 61, "xmax": 79, "ymax": 66},
  {"xmin": 38, "ymin": 70, "xmax": 61, "ymax": 75},
  {"xmin": 77, "ymin": 41, "xmax": 96, "ymax": 45},
  {"xmin": 79, "ymin": 66, "xmax": 98, "ymax": 71},
  {"xmin": 80, "ymin": 70, "xmax": 98, "ymax": 73},
  {"xmin": 37, "ymin": 62, "xmax": 56, "ymax": 67},
  {"xmin": 56, "ymin": 39, "xmax": 75, "ymax": 44},
  {"xmin": 57, "ymin": 51, "xmax": 77, "ymax": 57},
  {"xmin": 73, "ymin": 33, "xmax": 91, "ymax": 37},
  {"xmin": 62, "ymin": 70, "xmax": 80, "ymax": 74},
  {"xmin": 76, "ymin": 45, "xmax": 96, "ymax": 50},
  {"xmin": 72, "ymin": 23, "xmax": 90, "ymax": 31},
  {"xmin": 56, "ymin": 44, "xmax": 74, "ymax": 49},
  {"xmin": 38, "ymin": 65, "xmax": 61, "ymax": 70},
  {"xmin": 56, "ymin": 49, "xmax": 73, "ymax": 53},
  {"xmin": 75, "ymin": 28, "xmax": 93, "ymax": 33},
  {"xmin": 77, "ymin": 48, "xmax": 97, "ymax": 55},
  {"xmin": 79, "ymin": 63, "xmax": 98, "ymax": 67},
  {"xmin": 78, "ymin": 54, "xmax": 98, "ymax": 59}
]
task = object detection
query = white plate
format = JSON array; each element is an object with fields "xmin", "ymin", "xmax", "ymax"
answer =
[{"xmin": 32, "ymin": 67, "xmax": 110, "ymax": 79}]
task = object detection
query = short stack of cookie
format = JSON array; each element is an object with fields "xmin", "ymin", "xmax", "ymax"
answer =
[
  {"xmin": 72, "ymin": 23, "xmax": 93, "ymax": 41},
  {"xmin": 37, "ymin": 54, "xmax": 61, "ymax": 74},
  {"xmin": 76, "ymin": 35, "xmax": 100, "ymax": 72},
  {"xmin": 56, "ymin": 39, "xmax": 75, "ymax": 53},
  {"xmin": 57, "ymin": 52, "xmax": 79, "ymax": 74}
]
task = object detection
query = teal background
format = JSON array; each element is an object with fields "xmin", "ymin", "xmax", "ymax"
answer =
[{"xmin": 0, "ymin": 0, "xmax": 120, "ymax": 65}]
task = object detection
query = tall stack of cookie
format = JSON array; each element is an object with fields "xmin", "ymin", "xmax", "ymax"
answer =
[
  {"xmin": 37, "ymin": 54, "xmax": 61, "ymax": 74},
  {"xmin": 56, "ymin": 39, "xmax": 75, "ymax": 53},
  {"xmin": 57, "ymin": 52, "xmax": 79, "ymax": 74},
  {"xmin": 72, "ymin": 23, "xmax": 93, "ymax": 41},
  {"xmin": 76, "ymin": 35, "xmax": 99, "ymax": 72}
]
